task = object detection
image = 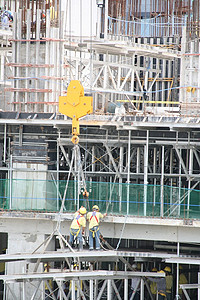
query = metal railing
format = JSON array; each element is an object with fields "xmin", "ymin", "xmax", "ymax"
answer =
[{"xmin": 0, "ymin": 179, "xmax": 199, "ymax": 220}]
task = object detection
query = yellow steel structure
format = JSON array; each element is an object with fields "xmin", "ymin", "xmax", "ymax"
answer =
[{"xmin": 59, "ymin": 80, "xmax": 93, "ymax": 144}]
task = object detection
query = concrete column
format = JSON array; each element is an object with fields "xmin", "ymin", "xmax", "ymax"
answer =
[
  {"xmin": 12, "ymin": 163, "xmax": 57, "ymax": 211},
  {"xmin": 7, "ymin": 232, "xmax": 46, "ymax": 300}
]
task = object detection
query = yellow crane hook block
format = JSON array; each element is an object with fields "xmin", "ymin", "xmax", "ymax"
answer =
[{"xmin": 59, "ymin": 80, "xmax": 93, "ymax": 144}]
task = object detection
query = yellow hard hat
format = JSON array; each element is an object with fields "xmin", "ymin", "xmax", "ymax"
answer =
[
  {"xmin": 152, "ymin": 267, "xmax": 157, "ymax": 272},
  {"xmin": 44, "ymin": 263, "xmax": 49, "ymax": 267},
  {"xmin": 164, "ymin": 266, "xmax": 171, "ymax": 273},
  {"xmin": 79, "ymin": 207, "xmax": 86, "ymax": 215},
  {"xmin": 158, "ymin": 270, "xmax": 165, "ymax": 273},
  {"xmin": 92, "ymin": 205, "xmax": 99, "ymax": 211}
]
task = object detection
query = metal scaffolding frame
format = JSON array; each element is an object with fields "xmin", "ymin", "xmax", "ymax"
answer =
[{"xmin": 0, "ymin": 1, "xmax": 200, "ymax": 299}]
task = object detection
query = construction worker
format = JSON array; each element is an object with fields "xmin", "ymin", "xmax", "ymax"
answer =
[
  {"xmin": 147, "ymin": 270, "xmax": 166, "ymax": 300},
  {"xmin": 130, "ymin": 263, "xmax": 140, "ymax": 300},
  {"xmin": 44, "ymin": 263, "xmax": 53, "ymax": 300},
  {"xmin": 149, "ymin": 267, "xmax": 157, "ymax": 300},
  {"xmin": 87, "ymin": 205, "xmax": 107, "ymax": 250},
  {"xmin": 179, "ymin": 265, "xmax": 188, "ymax": 300},
  {"xmin": 69, "ymin": 263, "xmax": 82, "ymax": 299},
  {"xmin": 164, "ymin": 266, "xmax": 173, "ymax": 300},
  {"xmin": 69, "ymin": 206, "xmax": 86, "ymax": 251}
]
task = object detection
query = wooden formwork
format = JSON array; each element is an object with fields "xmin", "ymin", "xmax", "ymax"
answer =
[{"xmin": 4, "ymin": 8, "xmax": 64, "ymax": 113}]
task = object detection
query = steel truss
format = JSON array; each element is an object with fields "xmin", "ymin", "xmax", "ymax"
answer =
[
  {"xmin": 0, "ymin": 251, "xmax": 165, "ymax": 300},
  {"xmin": 56, "ymin": 124, "xmax": 200, "ymax": 217},
  {"xmin": 64, "ymin": 39, "xmax": 179, "ymax": 111}
]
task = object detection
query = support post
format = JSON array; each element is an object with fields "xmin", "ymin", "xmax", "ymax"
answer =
[
  {"xmin": 144, "ymin": 130, "xmax": 149, "ymax": 216},
  {"xmin": 175, "ymin": 242, "xmax": 180, "ymax": 300},
  {"xmin": 160, "ymin": 146, "xmax": 165, "ymax": 217},
  {"xmin": 127, "ymin": 130, "xmax": 131, "ymax": 215},
  {"xmin": 90, "ymin": 279, "xmax": 93, "ymax": 300}
]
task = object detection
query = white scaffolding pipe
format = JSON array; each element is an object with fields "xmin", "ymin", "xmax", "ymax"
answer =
[
  {"xmin": 175, "ymin": 242, "xmax": 180, "ymax": 300},
  {"xmin": 124, "ymin": 278, "xmax": 128, "ymax": 300},
  {"xmin": 71, "ymin": 279, "xmax": 75, "ymax": 300},
  {"xmin": 187, "ymin": 148, "xmax": 193, "ymax": 216},
  {"xmin": 144, "ymin": 130, "xmax": 149, "ymax": 216},
  {"xmin": 107, "ymin": 279, "xmax": 112, "ymax": 300},
  {"xmin": 90, "ymin": 279, "xmax": 93, "ymax": 300},
  {"xmin": 104, "ymin": 0, "xmax": 108, "ymax": 40},
  {"xmin": 127, "ymin": 130, "xmax": 131, "ymax": 215},
  {"xmin": 160, "ymin": 146, "xmax": 165, "ymax": 217}
]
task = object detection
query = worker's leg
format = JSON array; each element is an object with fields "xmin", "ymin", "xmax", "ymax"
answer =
[
  {"xmin": 69, "ymin": 229, "xmax": 78, "ymax": 246},
  {"xmin": 77, "ymin": 230, "xmax": 83, "ymax": 251},
  {"xmin": 94, "ymin": 227, "xmax": 100, "ymax": 250},
  {"xmin": 89, "ymin": 229, "xmax": 94, "ymax": 250}
]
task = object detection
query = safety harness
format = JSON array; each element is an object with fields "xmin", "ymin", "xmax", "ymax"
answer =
[
  {"xmin": 70, "ymin": 214, "xmax": 83, "ymax": 238},
  {"xmin": 89, "ymin": 211, "xmax": 99, "ymax": 238}
]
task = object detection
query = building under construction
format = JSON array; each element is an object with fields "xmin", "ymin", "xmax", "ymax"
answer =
[{"xmin": 0, "ymin": 0, "xmax": 200, "ymax": 299}]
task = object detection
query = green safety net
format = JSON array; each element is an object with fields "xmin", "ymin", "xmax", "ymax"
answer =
[{"xmin": 0, "ymin": 179, "xmax": 200, "ymax": 219}]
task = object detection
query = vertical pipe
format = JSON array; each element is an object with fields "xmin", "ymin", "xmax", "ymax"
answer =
[
  {"xmin": 90, "ymin": 279, "xmax": 93, "ymax": 300},
  {"xmin": 104, "ymin": 0, "xmax": 108, "ymax": 39},
  {"xmin": 103, "ymin": 54, "xmax": 108, "ymax": 108},
  {"xmin": 3, "ymin": 124, "xmax": 6, "ymax": 163},
  {"xmin": 119, "ymin": 146, "xmax": 124, "ymax": 212},
  {"xmin": 144, "ymin": 130, "xmax": 149, "ymax": 216},
  {"xmin": 57, "ymin": 136, "xmax": 60, "ymax": 211},
  {"xmin": 170, "ymin": 148, "xmax": 173, "ymax": 214},
  {"xmin": 25, "ymin": 9, "xmax": 31, "ymax": 111},
  {"xmin": 187, "ymin": 148, "xmax": 193, "ymax": 217},
  {"xmin": 136, "ymin": 147, "xmax": 140, "ymax": 174},
  {"xmin": 92, "ymin": 145, "xmax": 95, "ymax": 172},
  {"xmin": 22, "ymin": 279, "xmax": 26, "ymax": 300},
  {"xmin": 71, "ymin": 280, "xmax": 75, "ymax": 300},
  {"xmin": 127, "ymin": 130, "xmax": 131, "ymax": 215},
  {"xmin": 97, "ymin": 5, "xmax": 101, "ymax": 38},
  {"xmin": 35, "ymin": 9, "xmax": 41, "ymax": 109},
  {"xmin": 160, "ymin": 146, "xmax": 165, "ymax": 217},
  {"xmin": 107, "ymin": 279, "xmax": 112, "ymax": 300},
  {"xmin": 178, "ymin": 148, "xmax": 182, "ymax": 217},
  {"xmin": 94, "ymin": 279, "xmax": 98, "ymax": 300},
  {"xmin": 198, "ymin": 272, "xmax": 200, "ymax": 300},
  {"xmin": 153, "ymin": 147, "xmax": 156, "ymax": 207},
  {"xmin": 125, "ymin": 0, "xmax": 129, "ymax": 35},
  {"xmin": 175, "ymin": 242, "xmax": 180, "ymax": 300},
  {"xmin": 124, "ymin": 265, "xmax": 128, "ymax": 300},
  {"xmin": 9, "ymin": 154, "xmax": 12, "ymax": 209},
  {"xmin": 74, "ymin": 146, "xmax": 78, "ymax": 210}
]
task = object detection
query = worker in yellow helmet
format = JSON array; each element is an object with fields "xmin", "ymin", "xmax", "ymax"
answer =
[
  {"xmin": 149, "ymin": 267, "xmax": 157, "ymax": 299},
  {"xmin": 44, "ymin": 263, "xmax": 53, "ymax": 300},
  {"xmin": 164, "ymin": 266, "xmax": 173, "ymax": 300},
  {"xmin": 178, "ymin": 265, "xmax": 188, "ymax": 299},
  {"xmin": 69, "ymin": 263, "xmax": 82, "ymax": 298},
  {"xmin": 147, "ymin": 270, "xmax": 166, "ymax": 300},
  {"xmin": 87, "ymin": 205, "xmax": 107, "ymax": 250},
  {"xmin": 69, "ymin": 206, "xmax": 86, "ymax": 251}
]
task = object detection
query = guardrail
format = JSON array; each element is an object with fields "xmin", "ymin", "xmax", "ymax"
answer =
[{"xmin": 0, "ymin": 179, "xmax": 198, "ymax": 219}]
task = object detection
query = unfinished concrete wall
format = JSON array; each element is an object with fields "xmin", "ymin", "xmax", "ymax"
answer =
[{"xmin": 180, "ymin": 29, "xmax": 200, "ymax": 116}]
